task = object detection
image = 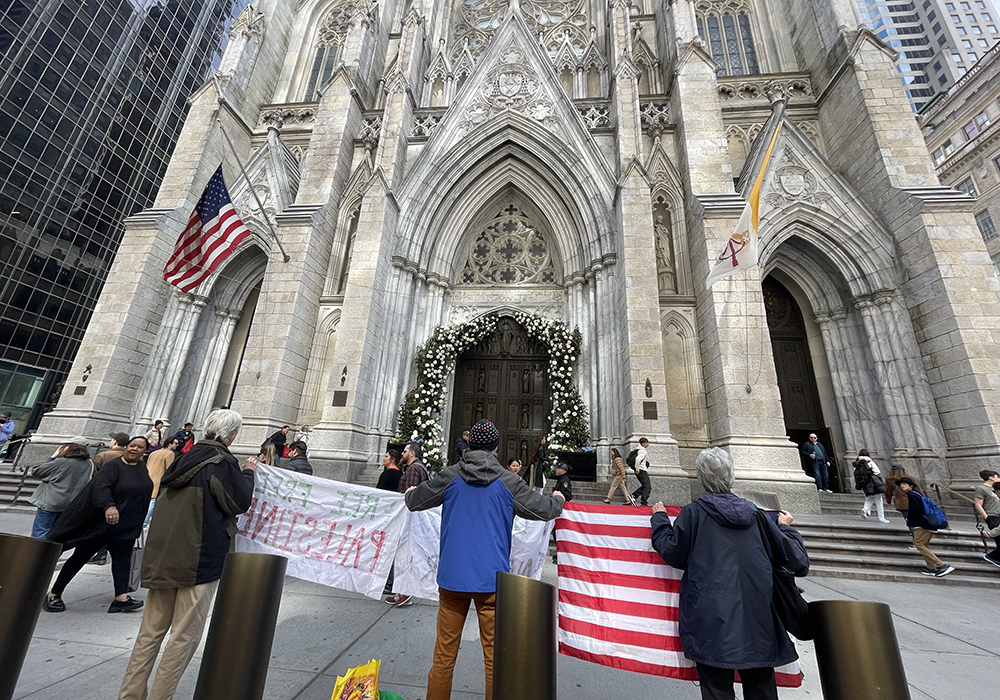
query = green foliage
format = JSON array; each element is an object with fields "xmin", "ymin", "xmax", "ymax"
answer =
[{"xmin": 395, "ymin": 388, "xmax": 420, "ymax": 443}]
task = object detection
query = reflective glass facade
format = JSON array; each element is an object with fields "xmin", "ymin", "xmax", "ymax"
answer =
[{"xmin": 0, "ymin": 0, "xmax": 248, "ymax": 433}]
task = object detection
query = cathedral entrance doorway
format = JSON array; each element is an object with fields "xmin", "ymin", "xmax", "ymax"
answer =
[
  {"xmin": 762, "ymin": 276, "xmax": 842, "ymax": 491},
  {"xmin": 449, "ymin": 316, "xmax": 551, "ymax": 466}
]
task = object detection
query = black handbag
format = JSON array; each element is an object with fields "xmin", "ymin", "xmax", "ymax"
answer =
[{"xmin": 754, "ymin": 510, "xmax": 813, "ymax": 640}]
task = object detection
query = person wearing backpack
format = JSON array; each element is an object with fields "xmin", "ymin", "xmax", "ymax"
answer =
[
  {"xmin": 853, "ymin": 449, "xmax": 889, "ymax": 523},
  {"xmin": 897, "ymin": 477, "xmax": 955, "ymax": 577},
  {"xmin": 629, "ymin": 438, "xmax": 652, "ymax": 506}
]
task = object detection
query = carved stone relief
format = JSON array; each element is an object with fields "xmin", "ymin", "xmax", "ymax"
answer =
[
  {"xmin": 458, "ymin": 203, "xmax": 559, "ymax": 286},
  {"xmin": 459, "ymin": 43, "xmax": 559, "ymax": 132}
]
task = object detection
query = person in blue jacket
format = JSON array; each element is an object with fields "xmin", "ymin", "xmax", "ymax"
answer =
[
  {"xmin": 404, "ymin": 419, "xmax": 564, "ymax": 700},
  {"xmin": 650, "ymin": 447, "xmax": 810, "ymax": 700}
]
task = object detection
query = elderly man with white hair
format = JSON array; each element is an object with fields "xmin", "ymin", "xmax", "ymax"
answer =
[
  {"xmin": 650, "ymin": 447, "xmax": 810, "ymax": 700},
  {"xmin": 118, "ymin": 409, "xmax": 258, "ymax": 700}
]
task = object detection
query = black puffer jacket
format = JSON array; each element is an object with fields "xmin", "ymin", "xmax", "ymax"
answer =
[
  {"xmin": 651, "ymin": 493, "xmax": 809, "ymax": 669},
  {"xmin": 141, "ymin": 439, "xmax": 254, "ymax": 589}
]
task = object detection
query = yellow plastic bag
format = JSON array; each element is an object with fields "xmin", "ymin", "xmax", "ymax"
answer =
[{"xmin": 331, "ymin": 659, "xmax": 380, "ymax": 700}]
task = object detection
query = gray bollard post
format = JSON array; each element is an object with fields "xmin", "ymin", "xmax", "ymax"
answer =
[
  {"xmin": 810, "ymin": 600, "xmax": 910, "ymax": 700},
  {"xmin": 493, "ymin": 571, "xmax": 557, "ymax": 700},
  {"xmin": 0, "ymin": 533, "xmax": 63, "ymax": 700},
  {"xmin": 193, "ymin": 552, "xmax": 287, "ymax": 700}
]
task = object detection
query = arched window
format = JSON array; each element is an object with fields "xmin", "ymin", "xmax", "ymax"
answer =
[
  {"xmin": 695, "ymin": 1, "xmax": 760, "ymax": 76},
  {"xmin": 459, "ymin": 203, "xmax": 559, "ymax": 286},
  {"xmin": 305, "ymin": 2, "xmax": 358, "ymax": 100}
]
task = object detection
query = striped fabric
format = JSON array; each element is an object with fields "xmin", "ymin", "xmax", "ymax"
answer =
[
  {"xmin": 556, "ymin": 502, "xmax": 802, "ymax": 687},
  {"xmin": 163, "ymin": 165, "xmax": 252, "ymax": 292}
]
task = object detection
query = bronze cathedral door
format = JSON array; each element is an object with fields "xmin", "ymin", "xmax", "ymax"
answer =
[{"xmin": 449, "ymin": 317, "xmax": 551, "ymax": 466}]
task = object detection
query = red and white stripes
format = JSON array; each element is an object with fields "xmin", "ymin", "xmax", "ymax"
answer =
[
  {"xmin": 163, "ymin": 203, "xmax": 250, "ymax": 292},
  {"xmin": 556, "ymin": 502, "xmax": 802, "ymax": 687}
]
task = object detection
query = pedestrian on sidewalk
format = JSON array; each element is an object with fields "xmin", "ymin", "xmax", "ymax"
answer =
[
  {"xmin": 144, "ymin": 436, "xmax": 180, "ymax": 526},
  {"xmin": 650, "ymin": 447, "xmax": 810, "ymax": 700},
  {"xmin": 283, "ymin": 441, "xmax": 313, "ymax": 475},
  {"xmin": 118, "ymin": 409, "xmax": 257, "ymax": 700},
  {"xmin": 377, "ymin": 449, "xmax": 404, "ymax": 599},
  {"xmin": 295, "ymin": 425, "xmax": 311, "ymax": 443},
  {"xmin": 174, "ymin": 423, "xmax": 195, "ymax": 454},
  {"xmin": 385, "ymin": 442, "xmax": 430, "ymax": 606},
  {"xmin": 506, "ymin": 457, "xmax": 522, "ymax": 474},
  {"xmin": 93, "ymin": 432, "xmax": 129, "ymax": 470},
  {"xmin": 631, "ymin": 438, "xmax": 652, "ymax": 506},
  {"xmin": 525, "ymin": 435, "xmax": 548, "ymax": 493},
  {"xmin": 266, "ymin": 425, "xmax": 290, "ymax": 465},
  {"xmin": 603, "ymin": 448, "xmax": 633, "ymax": 505},
  {"xmin": 853, "ymin": 449, "xmax": 889, "ymax": 523},
  {"xmin": 801, "ymin": 433, "xmax": 832, "ymax": 492},
  {"xmin": 144, "ymin": 420, "xmax": 166, "ymax": 453},
  {"xmin": 44, "ymin": 436, "xmax": 152, "ymax": 614},
  {"xmin": 897, "ymin": 477, "xmax": 955, "ymax": 578},
  {"xmin": 404, "ymin": 419, "xmax": 564, "ymax": 700},
  {"xmin": 29, "ymin": 439, "xmax": 93, "ymax": 539},
  {"xmin": 972, "ymin": 469, "xmax": 1000, "ymax": 568},
  {"xmin": 553, "ymin": 462, "xmax": 573, "ymax": 502}
]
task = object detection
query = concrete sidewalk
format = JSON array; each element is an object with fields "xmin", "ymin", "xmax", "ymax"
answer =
[{"xmin": 2, "ymin": 511, "xmax": 995, "ymax": 700}]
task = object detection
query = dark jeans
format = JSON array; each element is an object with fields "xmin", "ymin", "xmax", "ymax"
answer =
[
  {"xmin": 52, "ymin": 537, "xmax": 135, "ymax": 597},
  {"xmin": 31, "ymin": 508, "xmax": 61, "ymax": 539},
  {"xmin": 811, "ymin": 460, "xmax": 829, "ymax": 491},
  {"xmin": 987, "ymin": 515, "xmax": 1000, "ymax": 562},
  {"xmin": 631, "ymin": 470, "xmax": 651, "ymax": 506},
  {"xmin": 696, "ymin": 663, "xmax": 777, "ymax": 700}
]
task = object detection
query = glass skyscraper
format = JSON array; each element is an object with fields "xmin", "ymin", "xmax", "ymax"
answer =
[{"xmin": 0, "ymin": 0, "xmax": 249, "ymax": 436}]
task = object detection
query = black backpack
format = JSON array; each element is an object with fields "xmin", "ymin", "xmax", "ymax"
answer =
[
  {"xmin": 852, "ymin": 461, "xmax": 870, "ymax": 490},
  {"xmin": 626, "ymin": 449, "xmax": 640, "ymax": 468}
]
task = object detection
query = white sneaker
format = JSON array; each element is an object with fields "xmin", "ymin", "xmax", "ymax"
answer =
[{"xmin": 879, "ymin": 519, "xmax": 891, "ymax": 524}]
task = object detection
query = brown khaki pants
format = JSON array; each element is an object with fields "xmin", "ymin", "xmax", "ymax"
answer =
[
  {"xmin": 913, "ymin": 527, "xmax": 944, "ymax": 569},
  {"xmin": 426, "ymin": 587, "xmax": 496, "ymax": 700},
  {"xmin": 606, "ymin": 474, "xmax": 632, "ymax": 503}
]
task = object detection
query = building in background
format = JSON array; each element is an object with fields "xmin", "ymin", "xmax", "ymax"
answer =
[
  {"xmin": 858, "ymin": 0, "xmax": 1000, "ymax": 111},
  {"xmin": 0, "ymin": 0, "xmax": 249, "ymax": 436},
  {"xmin": 920, "ymin": 42, "xmax": 1000, "ymax": 274}
]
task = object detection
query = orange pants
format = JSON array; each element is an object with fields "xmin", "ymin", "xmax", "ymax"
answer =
[{"xmin": 426, "ymin": 587, "xmax": 496, "ymax": 700}]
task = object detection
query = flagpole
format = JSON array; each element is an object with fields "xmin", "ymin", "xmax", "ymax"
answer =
[{"xmin": 214, "ymin": 115, "xmax": 291, "ymax": 264}]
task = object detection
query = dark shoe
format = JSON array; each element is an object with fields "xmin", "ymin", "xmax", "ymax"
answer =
[
  {"xmin": 43, "ymin": 595, "xmax": 65, "ymax": 613},
  {"xmin": 108, "ymin": 596, "xmax": 144, "ymax": 613},
  {"xmin": 934, "ymin": 565, "xmax": 956, "ymax": 578},
  {"xmin": 983, "ymin": 554, "xmax": 1000, "ymax": 569},
  {"xmin": 919, "ymin": 568, "xmax": 937, "ymax": 576},
  {"xmin": 385, "ymin": 594, "xmax": 412, "ymax": 607},
  {"xmin": 87, "ymin": 555, "xmax": 107, "ymax": 566}
]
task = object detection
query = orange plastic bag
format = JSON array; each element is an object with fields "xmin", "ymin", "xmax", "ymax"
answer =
[{"xmin": 331, "ymin": 659, "xmax": 380, "ymax": 700}]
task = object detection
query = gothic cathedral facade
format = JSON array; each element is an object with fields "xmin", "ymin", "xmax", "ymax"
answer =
[{"xmin": 35, "ymin": 0, "xmax": 1000, "ymax": 511}]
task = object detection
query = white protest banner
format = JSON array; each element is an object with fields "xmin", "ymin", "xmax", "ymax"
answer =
[
  {"xmin": 236, "ymin": 465, "xmax": 407, "ymax": 600},
  {"xmin": 392, "ymin": 507, "xmax": 555, "ymax": 601}
]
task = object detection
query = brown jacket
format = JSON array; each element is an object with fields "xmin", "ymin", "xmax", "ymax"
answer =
[
  {"xmin": 145, "ymin": 447, "xmax": 176, "ymax": 498},
  {"xmin": 611, "ymin": 456, "xmax": 626, "ymax": 479},
  {"xmin": 884, "ymin": 468, "xmax": 918, "ymax": 510},
  {"xmin": 92, "ymin": 447, "xmax": 124, "ymax": 471}
]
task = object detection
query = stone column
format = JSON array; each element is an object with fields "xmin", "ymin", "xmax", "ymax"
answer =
[{"xmin": 188, "ymin": 308, "xmax": 242, "ymax": 429}]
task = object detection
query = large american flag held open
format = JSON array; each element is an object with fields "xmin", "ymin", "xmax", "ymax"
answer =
[
  {"xmin": 163, "ymin": 165, "xmax": 252, "ymax": 292},
  {"xmin": 556, "ymin": 502, "xmax": 803, "ymax": 687}
]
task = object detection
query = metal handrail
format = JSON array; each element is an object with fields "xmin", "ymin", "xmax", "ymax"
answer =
[{"xmin": 931, "ymin": 481, "xmax": 990, "ymax": 553}]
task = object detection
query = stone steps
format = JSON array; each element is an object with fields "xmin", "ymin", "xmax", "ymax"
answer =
[{"xmin": 0, "ymin": 470, "xmax": 40, "ymax": 508}]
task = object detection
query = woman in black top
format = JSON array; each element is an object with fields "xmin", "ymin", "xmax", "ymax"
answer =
[
  {"xmin": 45, "ymin": 436, "xmax": 153, "ymax": 614},
  {"xmin": 524, "ymin": 436, "xmax": 548, "ymax": 492},
  {"xmin": 376, "ymin": 449, "xmax": 404, "ymax": 492}
]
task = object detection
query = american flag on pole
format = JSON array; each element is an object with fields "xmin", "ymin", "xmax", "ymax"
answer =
[
  {"xmin": 556, "ymin": 502, "xmax": 802, "ymax": 687},
  {"xmin": 163, "ymin": 165, "xmax": 252, "ymax": 292}
]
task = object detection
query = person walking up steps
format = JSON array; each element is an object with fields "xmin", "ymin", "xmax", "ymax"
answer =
[
  {"xmin": 630, "ymin": 438, "xmax": 651, "ymax": 506},
  {"xmin": 603, "ymin": 448, "xmax": 633, "ymax": 505},
  {"xmin": 853, "ymin": 449, "xmax": 889, "ymax": 523},
  {"xmin": 973, "ymin": 470, "xmax": 1000, "ymax": 568},
  {"xmin": 897, "ymin": 477, "xmax": 955, "ymax": 578}
]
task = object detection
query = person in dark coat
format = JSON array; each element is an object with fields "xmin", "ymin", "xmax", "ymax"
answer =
[
  {"xmin": 119, "ymin": 409, "xmax": 257, "ymax": 700},
  {"xmin": 44, "ymin": 436, "xmax": 153, "ymax": 614},
  {"xmin": 524, "ymin": 435, "xmax": 548, "ymax": 492},
  {"xmin": 283, "ymin": 440, "xmax": 313, "ymax": 475},
  {"xmin": 267, "ymin": 425, "xmax": 291, "ymax": 464},
  {"xmin": 553, "ymin": 462, "xmax": 573, "ymax": 501},
  {"xmin": 650, "ymin": 447, "xmax": 809, "ymax": 700},
  {"xmin": 376, "ymin": 449, "xmax": 404, "ymax": 492},
  {"xmin": 454, "ymin": 430, "xmax": 470, "ymax": 463}
]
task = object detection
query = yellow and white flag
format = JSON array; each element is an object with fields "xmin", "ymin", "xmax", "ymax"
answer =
[{"xmin": 706, "ymin": 124, "xmax": 782, "ymax": 289}]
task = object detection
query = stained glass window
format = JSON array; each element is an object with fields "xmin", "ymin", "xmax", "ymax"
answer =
[
  {"xmin": 305, "ymin": 2, "xmax": 357, "ymax": 100},
  {"xmin": 695, "ymin": 1, "xmax": 761, "ymax": 76}
]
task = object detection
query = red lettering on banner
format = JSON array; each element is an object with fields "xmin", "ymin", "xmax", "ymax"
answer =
[
  {"xmin": 280, "ymin": 510, "xmax": 303, "ymax": 552},
  {"xmin": 252, "ymin": 502, "xmax": 279, "ymax": 540},
  {"xmin": 338, "ymin": 525, "xmax": 366, "ymax": 569},
  {"xmin": 368, "ymin": 529, "xmax": 387, "ymax": 573},
  {"xmin": 238, "ymin": 497, "xmax": 259, "ymax": 536},
  {"xmin": 296, "ymin": 516, "xmax": 319, "ymax": 555},
  {"xmin": 266, "ymin": 508, "xmax": 288, "ymax": 547},
  {"xmin": 316, "ymin": 519, "xmax": 338, "ymax": 560}
]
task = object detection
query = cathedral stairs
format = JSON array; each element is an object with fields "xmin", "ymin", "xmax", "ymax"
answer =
[{"xmin": 0, "ymin": 469, "xmax": 39, "ymax": 511}]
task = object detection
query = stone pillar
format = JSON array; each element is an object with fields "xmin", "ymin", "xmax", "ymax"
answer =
[{"xmin": 188, "ymin": 308, "xmax": 242, "ymax": 429}]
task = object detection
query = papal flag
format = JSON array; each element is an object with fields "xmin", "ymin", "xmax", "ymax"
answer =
[
  {"xmin": 163, "ymin": 165, "xmax": 252, "ymax": 292},
  {"xmin": 705, "ymin": 123, "xmax": 782, "ymax": 289}
]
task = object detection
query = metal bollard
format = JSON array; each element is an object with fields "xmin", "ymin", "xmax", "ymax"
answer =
[
  {"xmin": 193, "ymin": 552, "xmax": 287, "ymax": 700},
  {"xmin": 493, "ymin": 571, "xmax": 558, "ymax": 700},
  {"xmin": 810, "ymin": 600, "xmax": 910, "ymax": 700},
  {"xmin": 0, "ymin": 533, "xmax": 63, "ymax": 700}
]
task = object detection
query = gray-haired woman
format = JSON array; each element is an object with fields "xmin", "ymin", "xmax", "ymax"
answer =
[{"xmin": 650, "ymin": 447, "xmax": 810, "ymax": 700}]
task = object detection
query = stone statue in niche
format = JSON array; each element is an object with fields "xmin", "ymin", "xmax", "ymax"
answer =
[
  {"xmin": 522, "ymin": 368, "xmax": 530, "ymax": 393},
  {"xmin": 521, "ymin": 402, "xmax": 530, "ymax": 429},
  {"xmin": 654, "ymin": 214, "xmax": 676, "ymax": 294},
  {"xmin": 477, "ymin": 367, "xmax": 486, "ymax": 393}
]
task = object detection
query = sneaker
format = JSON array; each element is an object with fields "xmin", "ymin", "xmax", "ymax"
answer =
[
  {"xmin": 824, "ymin": 489, "xmax": 834, "ymax": 493},
  {"xmin": 983, "ymin": 554, "xmax": 1000, "ymax": 569},
  {"xmin": 908, "ymin": 546, "xmax": 918, "ymax": 550},
  {"xmin": 43, "ymin": 595, "xmax": 65, "ymax": 613},
  {"xmin": 385, "ymin": 594, "xmax": 412, "ymax": 607},
  {"xmin": 934, "ymin": 565, "xmax": 956, "ymax": 578},
  {"xmin": 879, "ymin": 519, "xmax": 891, "ymax": 524},
  {"xmin": 861, "ymin": 510, "xmax": 869, "ymax": 520},
  {"xmin": 919, "ymin": 568, "xmax": 938, "ymax": 576},
  {"xmin": 108, "ymin": 596, "xmax": 144, "ymax": 613}
]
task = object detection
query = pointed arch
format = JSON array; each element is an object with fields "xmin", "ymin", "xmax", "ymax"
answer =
[
  {"xmin": 646, "ymin": 144, "xmax": 692, "ymax": 294},
  {"xmin": 325, "ymin": 160, "xmax": 372, "ymax": 294},
  {"xmin": 660, "ymin": 308, "xmax": 707, "ymax": 436},
  {"xmin": 300, "ymin": 307, "xmax": 343, "ymax": 422}
]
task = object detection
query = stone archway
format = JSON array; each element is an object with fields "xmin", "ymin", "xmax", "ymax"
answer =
[{"xmin": 449, "ymin": 316, "xmax": 551, "ymax": 466}]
